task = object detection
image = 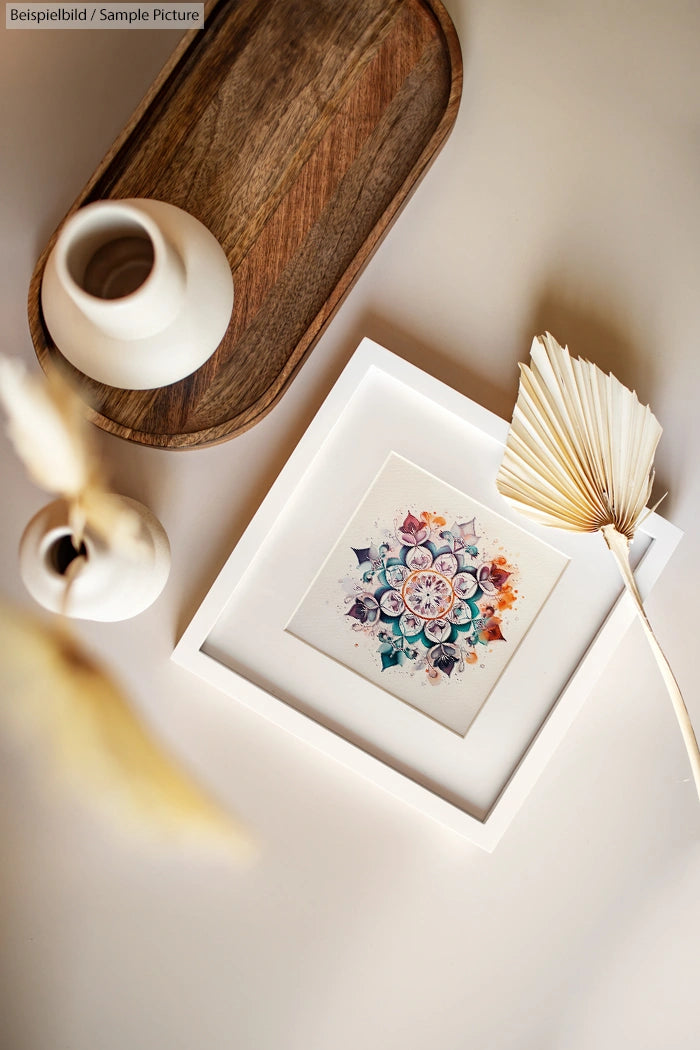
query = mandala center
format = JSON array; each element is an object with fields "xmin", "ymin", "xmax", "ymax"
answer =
[{"xmin": 401, "ymin": 569, "xmax": 455, "ymax": 620}]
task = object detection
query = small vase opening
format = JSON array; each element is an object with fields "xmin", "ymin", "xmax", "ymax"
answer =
[
  {"xmin": 21, "ymin": 496, "xmax": 170, "ymax": 621},
  {"xmin": 48, "ymin": 534, "xmax": 88, "ymax": 576},
  {"xmin": 67, "ymin": 215, "xmax": 155, "ymax": 301}
]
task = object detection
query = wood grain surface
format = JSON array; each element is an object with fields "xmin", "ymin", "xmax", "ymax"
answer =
[{"xmin": 28, "ymin": 0, "xmax": 462, "ymax": 448}]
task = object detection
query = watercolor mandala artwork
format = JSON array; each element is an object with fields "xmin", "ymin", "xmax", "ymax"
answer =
[
  {"xmin": 345, "ymin": 510, "xmax": 518, "ymax": 686},
  {"xmin": 288, "ymin": 454, "xmax": 568, "ymax": 736}
]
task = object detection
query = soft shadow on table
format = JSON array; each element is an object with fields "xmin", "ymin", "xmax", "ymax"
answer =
[
  {"xmin": 342, "ymin": 308, "xmax": 521, "ymax": 421},
  {"xmin": 527, "ymin": 287, "xmax": 659, "ymax": 406},
  {"xmin": 91, "ymin": 428, "xmax": 172, "ymax": 518}
]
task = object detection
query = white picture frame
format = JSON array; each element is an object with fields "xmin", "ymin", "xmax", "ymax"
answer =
[{"xmin": 172, "ymin": 339, "xmax": 682, "ymax": 850}]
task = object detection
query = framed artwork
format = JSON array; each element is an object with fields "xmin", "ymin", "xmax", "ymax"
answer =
[
  {"xmin": 173, "ymin": 339, "xmax": 682, "ymax": 850},
  {"xmin": 287, "ymin": 452, "xmax": 568, "ymax": 737}
]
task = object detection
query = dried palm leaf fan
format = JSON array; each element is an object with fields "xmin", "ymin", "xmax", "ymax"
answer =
[{"xmin": 496, "ymin": 333, "xmax": 699, "ymax": 799}]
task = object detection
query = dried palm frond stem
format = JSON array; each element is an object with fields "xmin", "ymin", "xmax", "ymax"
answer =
[{"xmin": 496, "ymin": 333, "xmax": 699, "ymax": 799}]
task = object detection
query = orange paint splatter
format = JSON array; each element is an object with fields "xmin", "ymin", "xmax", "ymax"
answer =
[
  {"xmin": 465, "ymin": 651, "xmax": 478, "ymax": 664},
  {"xmin": 420, "ymin": 510, "xmax": 447, "ymax": 529},
  {"xmin": 495, "ymin": 583, "xmax": 518, "ymax": 611}
]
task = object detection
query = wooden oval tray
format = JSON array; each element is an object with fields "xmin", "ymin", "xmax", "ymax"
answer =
[{"xmin": 28, "ymin": 0, "xmax": 462, "ymax": 448}]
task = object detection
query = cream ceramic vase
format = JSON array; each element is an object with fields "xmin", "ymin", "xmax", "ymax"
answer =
[
  {"xmin": 41, "ymin": 198, "xmax": 233, "ymax": 389},
  {"xmin": 19, "ymin": 496, "xmax": 171, "ymax": 622}
]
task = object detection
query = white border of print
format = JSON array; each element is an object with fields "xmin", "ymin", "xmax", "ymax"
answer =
[{"xmin": 172, "ymin": 339, "xmax": 682, "ymax": 851}]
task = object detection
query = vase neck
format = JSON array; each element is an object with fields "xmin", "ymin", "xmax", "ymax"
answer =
[{"xmin": 54, "ymin": 201, "xmax": 186, "ymax": 340}]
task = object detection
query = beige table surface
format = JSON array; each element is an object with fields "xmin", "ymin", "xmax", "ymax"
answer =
[{"xmin": 1, "ymin": 3, "xmax": 699, "ymax": 1048}]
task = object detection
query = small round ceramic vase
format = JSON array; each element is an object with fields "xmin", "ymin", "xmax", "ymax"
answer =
[
  {"xmin": 41, "ymin": 198, "xmax": 233, "ymax": 389},
  {"xmin": 19, "ymin": 496, "xmax": 171, "ymax": 622}
]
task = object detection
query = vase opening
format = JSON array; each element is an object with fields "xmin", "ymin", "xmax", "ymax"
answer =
[
  {"xmin": 67, "ymin": 215, "xmax": 155, "ymax": 301},
  {"xmin": 48, "ymin": 534, "xmax": 88, "ymax": 576}
]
